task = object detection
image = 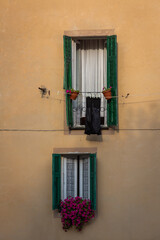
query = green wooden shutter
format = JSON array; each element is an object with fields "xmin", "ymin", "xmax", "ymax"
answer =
[
  {"xmin": 90, "ymin": 153, "xmax": 96, "ymax": 210},
  {"xmin": 107, "ymin": 35, "xmax": 118, "ymax": 126},
  {"xmin": 52, "ymin": 154, "xmax": 61, "ymax": 210},
  {"xmin": 63, "ymin": 36, "xmax": 73, "ymax": 127}
]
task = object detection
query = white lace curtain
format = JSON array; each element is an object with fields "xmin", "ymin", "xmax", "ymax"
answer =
[
  {"xmin": 61, "ymin": 157, "xmax": 77, "ymax": 200},
  {"xmin": 61, "ymin": 156, "xmax": 90, "ymax": 200}
]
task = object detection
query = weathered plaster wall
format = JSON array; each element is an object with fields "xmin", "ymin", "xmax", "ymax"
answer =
[{"xmin": 0, "ymin": 0, "xmax": 160, "ymax": 240}]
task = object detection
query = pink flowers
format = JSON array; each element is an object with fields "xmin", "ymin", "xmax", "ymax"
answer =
[
  {"xmin": 60, "ymin": 197, "xmax": 95, "ymax": 232},
  {"xmin": 66, "ymin": 89, "xmax": 79, "ymax": 94},
  {"xmin": 66, "ymin": 90, "xmax": 71, "ymax": 93}
]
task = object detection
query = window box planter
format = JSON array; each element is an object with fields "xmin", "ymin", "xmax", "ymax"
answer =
[
  {"xmin": 66, "ymin": 89, "xmax": 79, "ymax": 100},
  {"xmin": 102, "ymin": 88, "xmax": 112, "ymax": 100},
  {"xmin": 59, "ymin": 197, "xmax": 95, "ymax": 232},
  {"xmin": 70, "ymin": 92, "xmax": 79, "ymax": 100}
]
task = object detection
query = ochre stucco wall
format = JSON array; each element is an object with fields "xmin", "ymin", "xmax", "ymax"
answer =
[{"xmin": 0, "ymin": 0, "xmax": 160, "ymax": 240}]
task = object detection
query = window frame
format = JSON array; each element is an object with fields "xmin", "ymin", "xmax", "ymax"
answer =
[
  {"xmin": 52, "ymin": 152, "xmax": 96, "ymax": 210},
  {"xmin": 61, "ymin": 154, "xmax": 90, "ymax": 201},
  {"xmin": 71, "ymin": 37, "xmax": 108, "ymax": 130},
  {"xmin": 63, "ymin": 33, "xmax": 118, "ymax": 130}
]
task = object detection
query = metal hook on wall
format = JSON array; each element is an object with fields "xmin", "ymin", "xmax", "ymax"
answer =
[
  {"xmin": 125, "ymin": 93, "xmax": 130, "ymax": 98},
  {"xmin": 38, "ymin": 86, "xmax": 50, "ymax": 98}
]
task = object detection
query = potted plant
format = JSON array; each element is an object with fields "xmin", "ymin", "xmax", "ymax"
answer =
[
  {"xmin": 59, "ymin": 197, "xmax": 95, "ymax": 232},
  {"xmin": 66, "ymin": 89, "xmax": 79, "ymax": 100},
  {"xmin": 102, "ymin": 86, "xmax": 112, "ymax": 100}
]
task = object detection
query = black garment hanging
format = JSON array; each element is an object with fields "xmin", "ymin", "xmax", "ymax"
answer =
[{"xmin": 85, "ymin": 97, "xmax": 101, "ymax": 135}]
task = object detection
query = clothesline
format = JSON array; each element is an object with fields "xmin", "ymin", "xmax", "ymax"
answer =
[
  {"xmin": 51, "ymin": 90, "xmax": 160, "ymax": 98},
  {"xmin": 65, "ymin": 92, "xmax": 160, "ymax": 97},
  {"xmin": 38, "ymin": 88, "xmax": 160, "ymax": 99},
  {"xmin": 64, "ymin": 91, "xmax": 129, "ymax": 98},
  {"xmin": 70, "ymin": 91, "xmax": 107, "ymax": 93}
]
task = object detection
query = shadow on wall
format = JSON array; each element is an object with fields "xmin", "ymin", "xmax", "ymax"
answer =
[
  {"xmin": 86, "ymin": 135, "xmax": 103, "ymax": 142},
  {"xmin": 119, "ymin": 98, "xmax": 160, "ymax": 133}
]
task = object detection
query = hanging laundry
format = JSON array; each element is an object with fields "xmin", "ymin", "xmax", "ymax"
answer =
[{"xmin": 85, "ymin": 97, "xmax": 101, "ymax": 135}]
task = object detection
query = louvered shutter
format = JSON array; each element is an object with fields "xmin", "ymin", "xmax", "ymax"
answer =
[
  {"xmin": 90, "ymin": 153, "xmax": 96, "ymax": 210},
  {"xmin": 107, "ymin": 35, "xmax": 118, "ymax": 126},
  {"xmin": 63, "ymin": 36, "xmax": 73, "ymax": 127},
  {"xmin": 52, "ymin": 154, "xmax": 61, "ymax": 210}
]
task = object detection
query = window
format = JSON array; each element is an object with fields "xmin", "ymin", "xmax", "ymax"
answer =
[
  {"xmin": 63, "ymin": 34, "xmax": 118, "ymax": 129},
  {"xmin": 52, "ymin": 153, "xmax": 96, "ymax": 210}
]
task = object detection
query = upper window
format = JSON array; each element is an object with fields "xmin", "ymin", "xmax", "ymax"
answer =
[
  {"xmin": 52, "ymin": 153, "xmax": 96, "ymax": 210},
  {"xmin": 63, "ymin": 34, "xmax": 118, "ymax": 129}
]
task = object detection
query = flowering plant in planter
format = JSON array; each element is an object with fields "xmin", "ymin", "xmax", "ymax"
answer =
[
  {"xmin": 66, "ymin": 88, "xmax": 79, "ymax": 100},
  {"xmin": 66, "ymin": 88, "xmax": 79, "ymax": 94},
  {"xmin": 59, "ymin": 197, "xmax": 95, "ymax": 232},
  {"xmin": 102, "ymin": 86, "xmax": 112, "ymax": 100},
  {"xmin": 102, "ymin": 86, "xmax": 112, "ymax": 92}
]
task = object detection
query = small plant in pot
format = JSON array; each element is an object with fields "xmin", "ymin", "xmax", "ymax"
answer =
[
  {"xmin": 59, "ymin": 197, "xmax": 95, "ymax": 232},
  {"xmin": 66, "ymin": 89, "xmax": 79, "ymax": 100},
  {"xmin": 102, "ymin": 86, "xmax": 112, "ymax": 100}
]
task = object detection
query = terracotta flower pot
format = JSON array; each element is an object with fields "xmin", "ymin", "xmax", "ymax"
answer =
[
  {"xmin": 103, "ymin": 89, "xmax": 112, "ymax": 100},
  {"xmin": 70, "ymin": 92, "xmax": 79, "ymax": 100}
]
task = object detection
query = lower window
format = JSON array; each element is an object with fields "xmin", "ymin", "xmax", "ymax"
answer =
[
  {"xmin": 52, "ymin": 153, "xmax": 96, "ymax": 210},
  {"xmin": 61, "ymin": 155, "xmax": 90, "ymax": 200}
]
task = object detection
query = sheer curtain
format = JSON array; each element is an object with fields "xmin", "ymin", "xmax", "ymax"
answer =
[
  {"xmin": 79, "ymin": 156, "xmax": 90, "ymax": 199},
  {"xmin": 61, "ymin": 157, "xmax": 77, "ymax": 200},
  {"xmin": 72, "ymin": 39, "xmax": 107, "ymax": 127},
  {"xmin": 61, "ymin": 156, "xmax": 90, "ymax": 200}
]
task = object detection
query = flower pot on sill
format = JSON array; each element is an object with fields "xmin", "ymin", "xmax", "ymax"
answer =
[
  {"xmin": 103, "ymin": 89, "xmax": 112, "ymax": 100},
  {"xmin": 70, "ymin": 92, "xmax": 79, "ymax": 100}
]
